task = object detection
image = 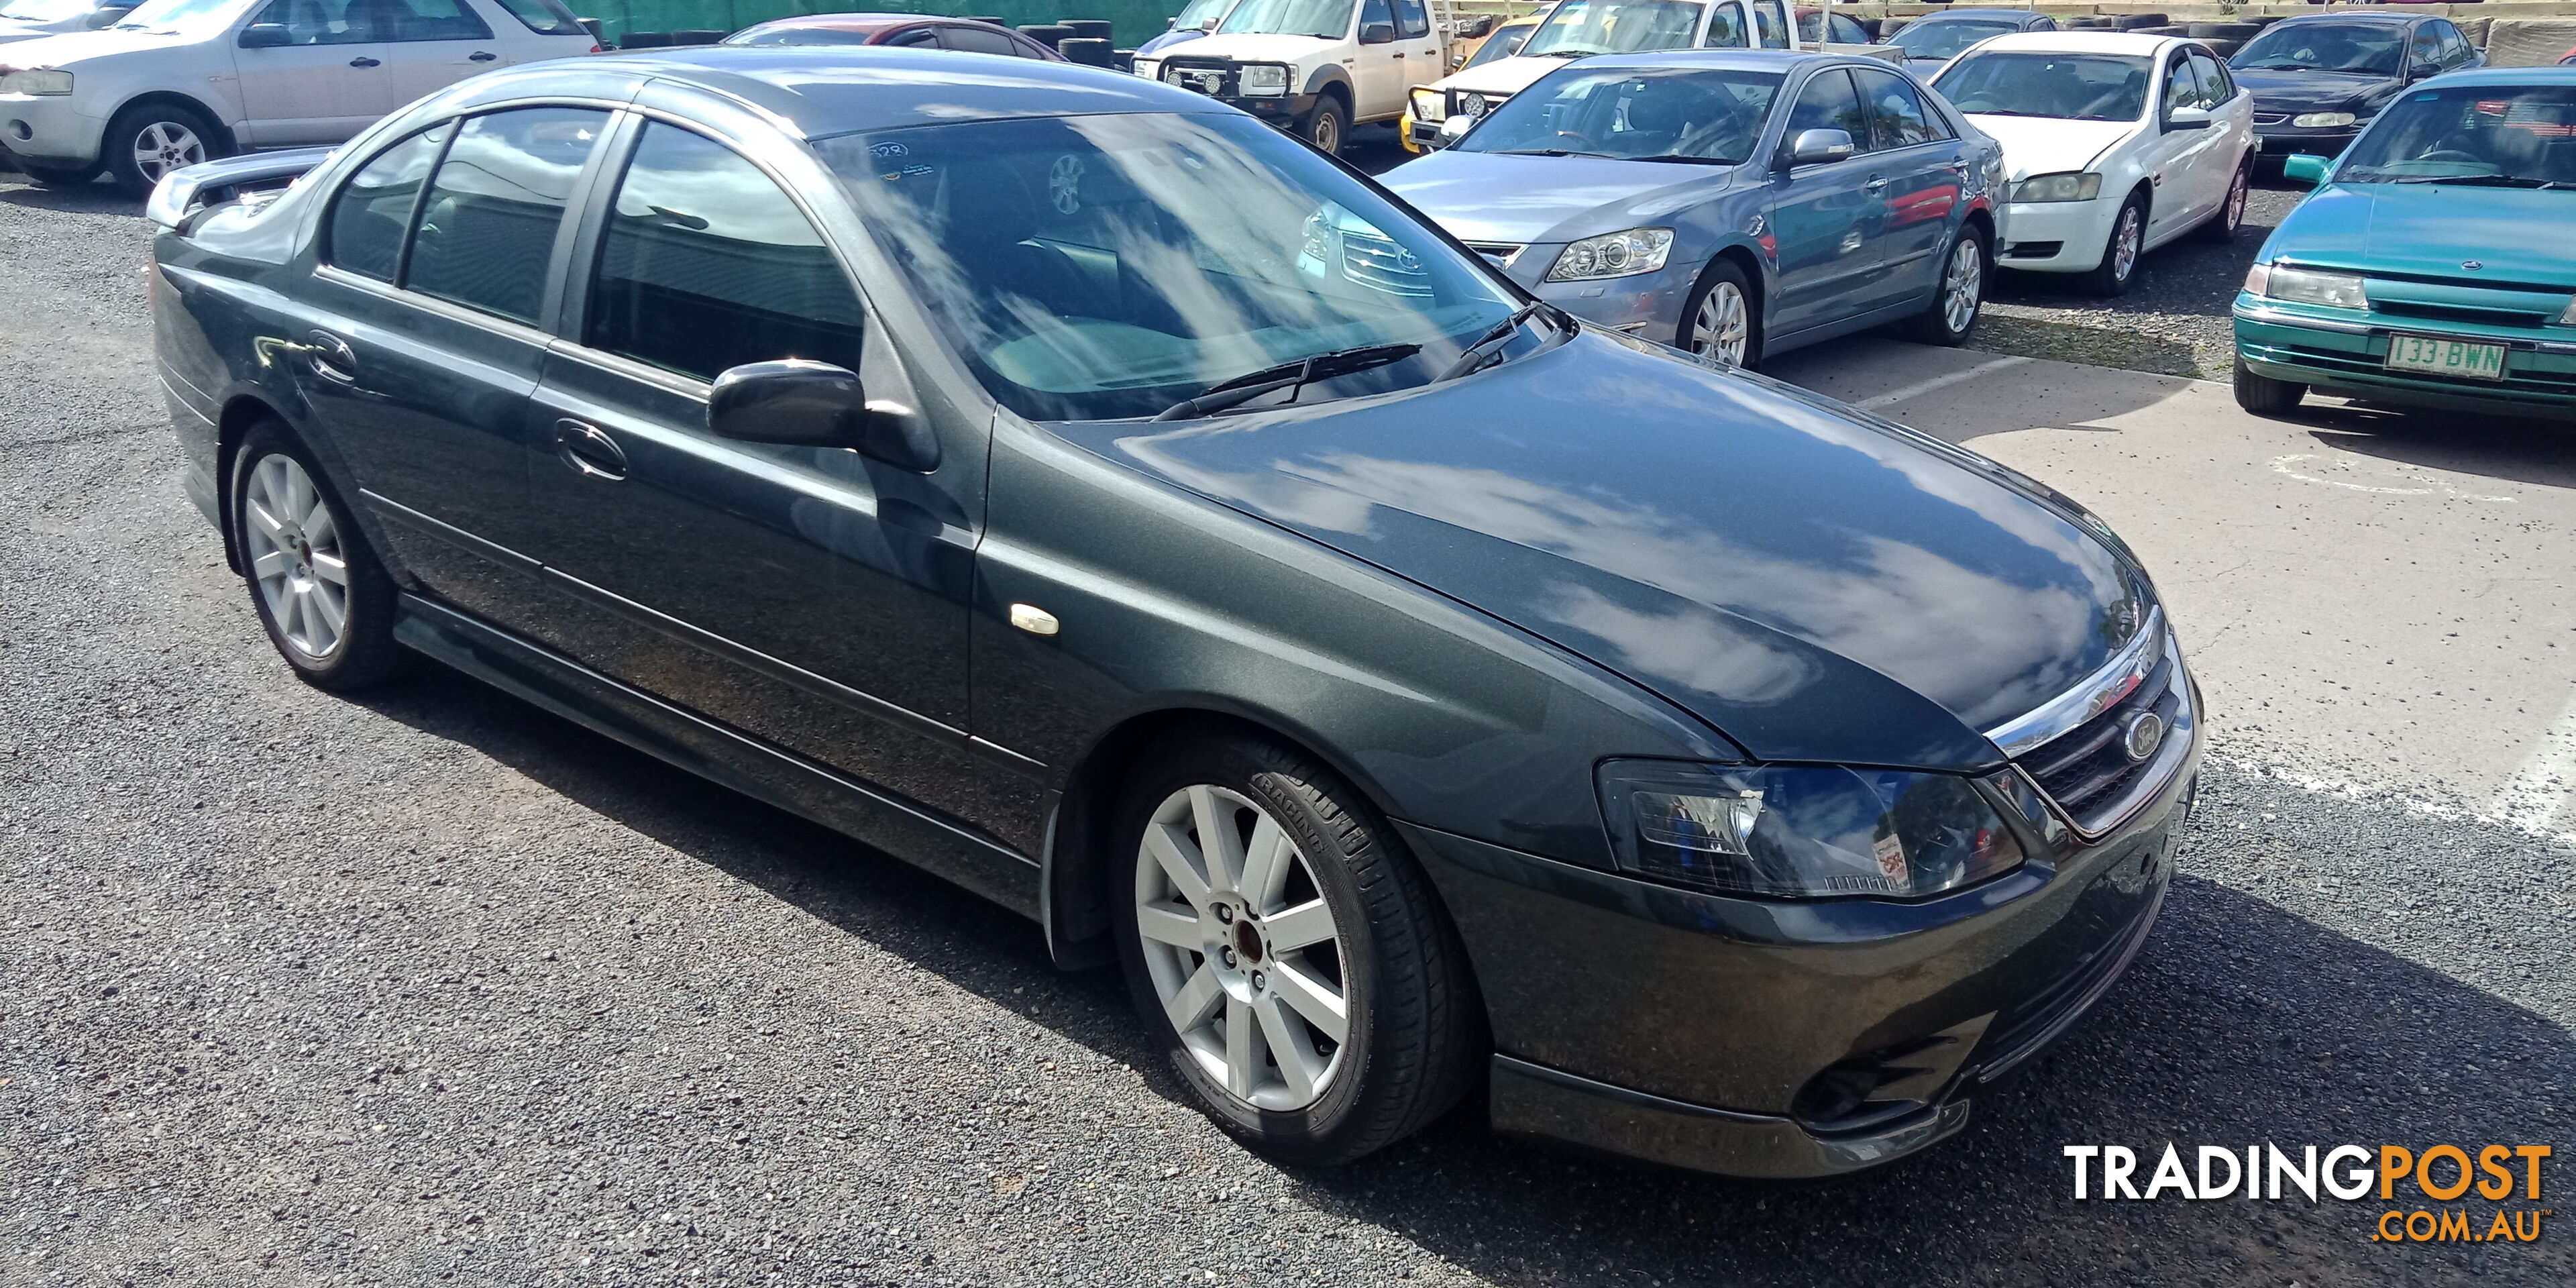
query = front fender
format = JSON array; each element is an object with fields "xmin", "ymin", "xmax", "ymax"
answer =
[{"xmin": 1300, "ymin": 62, "xmax": 1351, "ymax": 106}]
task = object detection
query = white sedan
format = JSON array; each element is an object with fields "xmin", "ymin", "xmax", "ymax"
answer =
[{"xmin": 1933, "ymin": 32, "xmax": 2255, "ymax": 295}]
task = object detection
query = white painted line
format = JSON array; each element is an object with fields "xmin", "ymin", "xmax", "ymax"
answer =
[
  {"xmin": 2268, "ymin": 453, "xmax": 2517, "ymax": 503},
  {"xmin": 2489, "ymin": 690, "xmax": 2576, "ymax": 836},
  {"xmin": 1856, "ymin": 356, "xmax": 2032, "ymax": 410}
]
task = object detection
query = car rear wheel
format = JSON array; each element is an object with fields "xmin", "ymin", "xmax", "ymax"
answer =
[
  {"xmin": 2196, "ymin": 158, "xmax": 2251, "ymax": 243},
  {"xmin": 2080, "ymin": 193, "xmax": 2147, "ymax": 297},
  {"xmin": 230, "ymin": 422, "xmax": 406, "ymax": 691},
  {"xmin": 1678, "ymin": 260, "xmax": 1758, "ymax": 366},
  {"xmin": 2233, "ymin": 357, "xmax": 2306, "ymax": 416},
  {"xmin": 1904, "ymin": 225, "xmax": 1988, "ymax": 346},
  {"xmin": 1299, "ymin": 95, "xmax": 1347, "ymax": 156},
  {"xmin": 1116, "ymin": 729, "xmax": 1479, "ymax": 1165},
  {"xmin": 104, "ymin": 102, "xmax": 225, "ymax": 197}
]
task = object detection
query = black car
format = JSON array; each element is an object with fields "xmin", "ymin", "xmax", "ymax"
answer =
[
  {"xmin": 147, "ymin": 48, "xmax": 2196, "ymax": 1179},
  {"xmin": 2229, "ymin": 11, "xmax": 2485, "ymax": 162},
  {"xmin": 1883, "ymin": 7, "xmax": 2057, "ymax": 77}
]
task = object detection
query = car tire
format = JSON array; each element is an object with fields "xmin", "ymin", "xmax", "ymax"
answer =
[
  {"xmin": 229, "ymin": 421, "xmax": 407, "ymax": 691},
  {"xmin": 2080, "ymin": 191, "xmax": 2148, "ymax": 297},
  {"xmin": 2233, "ymin": 357, "xmax": 2306, "ymax": 416},
  {"xmin": 1903, "ymin": 224, "xmax": 1988, "ymax": 347},
  {"xmin": 1677, "ymin": 259, "xmax": 1760, "ymax": 366},
  {"xmin": 2196, "ymin": 157, "xmax": 2252, "ymax": 243},
  {"xmin": 15, "ymin": 159, "xmax": 101, "ymax": 187},
  {"xmin": 1299, "ymin": 95, "xmax": 1348, "ymax": 156},
  {"xmin": 1114, "ymin": 728, "xmax": 1480, "ymax": 1167},
  {"xmin": 103, "ymin": 101, "xmax": 225, "ymax": 197}
]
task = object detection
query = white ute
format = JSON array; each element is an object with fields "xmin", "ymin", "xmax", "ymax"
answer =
[
  {"xmin": 1407, "ymin": 0, "xmax": 1799, "ymax": 152},
  {"xmin": 1133, "ymin": 0, "xmax": 1464, "ymax": 155}
]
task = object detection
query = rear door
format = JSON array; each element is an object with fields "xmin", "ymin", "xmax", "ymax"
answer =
[
  {"xmin": 1395, "ymin": 0, "xmax": 1442, "ymax": 94},
  {"xmin": 1851, "ymin": 66, "xmax": 1966, "ymax": 309},
  {"xmin": 230, "ymin": 0, "xmax": 396, "ymax": 144},
  {"xmin": 1354, "ymin": 0, "xmax": 1405, "ymax": 120},
  {"xmin": 372, "ymin": 0, "xmax": 506, "ymax": 108},
  {"xmin": 1766, "ymin": 67, "xmax": 1888, "ymax": 337}
]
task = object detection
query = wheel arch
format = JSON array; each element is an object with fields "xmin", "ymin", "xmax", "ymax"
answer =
[
  {"xmin": 1680, "ymin": 241, "xmax": 1767, "ymax": 352},
  {"xmin": 105, "ymin": 91, "xmax": 239, "ymax": 157},
  {"xmin": 1300, "ymin": 64, "xmax": 1353, "ymax": 109},
  {"xmin": 212, "ymin": 392, "xmax": 291, "ymax": 573}
]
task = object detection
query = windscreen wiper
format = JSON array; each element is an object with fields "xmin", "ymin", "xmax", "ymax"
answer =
[
  {"xmin": 1626, "ymin": 153, "xmax": 1737, "ymax": 166},
  {"xmin": 1436, "ymin": 301, "xmax": 1560, "ymax": 382},
  {"xmin": 1152, "ymin": 343, "xmax": 1424, "ymax": 421},
  {"xmin": 2394, "ymin": 173, "xmax": 2566, "ymax": 189}
]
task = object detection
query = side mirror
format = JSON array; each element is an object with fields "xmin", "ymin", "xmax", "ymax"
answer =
[
  {"xmin": 2282, "ymin": 153, "xmax": 2331, "ymax": 186},
  {"xmin": 1436, "ymin": 112, "xmax": 1474, "ymax": 148},
  {"xmin": 707, "ymin": 360, "xmax": 940, "ymax": 472},
  {"xmin": 85, "ymin": 6, "xmax": 133, "ymax": 29},
  {"xmin": 2408, "ymin": 60, "xmax": 2438, "ymax": 81},
  {"xmin": 237, "ymin": 23, "xmax": 291, "ymax": 48},
  {"xmin": 1359, "ymin": 21, "xmax": 1395, "ymax": 45},
  {"xmin": 2165, "ymin": 105, "xmax": 2212, "ymax": 131},
  {"xmin": 1782, "ymin": 127, "xmax": 1855, "ymax": 167}
]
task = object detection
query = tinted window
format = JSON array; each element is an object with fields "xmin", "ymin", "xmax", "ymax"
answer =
[
  {"xmin": 1856, "ymin": 68, "xmax": 1944, "ymax": 149},
  {"xmin": 1752, "ymin": 0, "xmax": 1786, "ymax": 48},
  {"xmin": 378, "ymin": 0, "xmax": 492, "ymax": 42},
  {"xmin": 1396, "ymin": 0, "xmax": 1428, "ymax": 39},
  {"xmin": 407, "ymin": 107, "xmax": 606, "ymax": 324},
  {"xmin": 940, "ymin": 22, "xmax": 1020, "ymax": 54},
  {"xmin": 2432, "ymin": 21, "xmax": 2469, "ymax": 67},
  {"xmin": 2188, "ymin": 49, "xmax": 2232, "ymax": 103},
  {"xmin": 2334, "ymin": 83, "xmax": 2576, "ymax": 186},
  {"xmin": 249, "ymin": 0, "xmax": 370, "ymax": 45},
  {"xmin": 885, "ymin": 24, "xmax": 938, "ymax": 46},
  {"xmin": 488, "ymin": 0, "xmax": 583, "ymax": 36},
  {"xmin": 1360, "ymin": 0, "xmax": 1389, "ymax": 34},
  {"xmin": 1705, "ymin": 3, "xmax": 1746, "ymax": 49},
  {"xmin": 1784, "ymin": 67, "xmax": 1867, "ymax": 155},
  {"xmin": 325, "ymin": 124, "xmax": 447, "ymax": 282},
  {"xmin": 586, "ymin": 123, "xmax": 866, "ymax": 384},
  {"xmin": 2406, "ymin": 25, "xmax": 2441, "ymax": 73}
]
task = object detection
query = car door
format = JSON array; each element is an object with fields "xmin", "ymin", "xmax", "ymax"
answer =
[
  {"xmin": 299, "ymin": 105, "xmax": 611, "ymax": 625},
  {"xmin": 1766, "ymin": 66, "xmax": 1888, "ymax": 337},
  {"xmin": 230, "ymin": 0, "xmax": 396, "ymax": 145},
  {"xmin": 1703, "ymin": 1, "xmax": 1748, "ymax": 49},
  {"xmin": 515, "ymin": 114, "xmax": 1032, "ymax": 852},
  {"xmin": 1851, "ymin": 66, "xmax": 1966, "ymax": 309},
  {"xmin": 1395, "ymin": 0, "xmax": 1442, "ymax": 94},
  {"xmin": 2188, "ymin": 47, "xmax": 2250, "ymax": 193},
  {"xmin": 1353, "ymin": 0, "xmax": 1404, "ymax": 119},
  {"xmin": 372, "ymin": 0, "xmax": 507, "ymax": 109},
  {"xmin": 2136, "ymin": 50, "xmax": 2206, "ymax": 244}
]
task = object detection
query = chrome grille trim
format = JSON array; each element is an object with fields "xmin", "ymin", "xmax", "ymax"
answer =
[{"xmin": 1983, "ymin": 606, "xmax": 2163, "ymax": 759}]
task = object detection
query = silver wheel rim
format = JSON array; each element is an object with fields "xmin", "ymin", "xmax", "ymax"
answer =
[
  {"xmin": 133, "ymin": 120, "xmax": 204, "ymax": 182},
  {"xmin": 2111, "ymin": 206, "xmax": 2141, "ymax": 281},
  {"xmin": 1312, "ymin": 111, "xmax": 1340, "ymax": 154},
  {"xmin": 241, "ymin": 453, "xmax": 350, "ymax": 661},
  {"xmin": 1135, "ymin": 784, "xmax": 1349, "ymax": 1111},
  {"xmin": 2226, "ymin": 169, "xmax": 2247, "ymax": 229},
  {"xmin": 1691, "ymin": 280, "xmax": 1750, "ymax": 364},
  {"xmin": 1941, "ymin": 237, "xmax": 1982, "ymax": 334}
]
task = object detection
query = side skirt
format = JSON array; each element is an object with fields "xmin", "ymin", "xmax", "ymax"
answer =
[{"xmin": 393, "ymin": 593, "xmax": 1042, "ymax": 920}]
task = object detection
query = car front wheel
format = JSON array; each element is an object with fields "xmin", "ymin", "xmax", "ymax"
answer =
[
  {"xmin": 2081, "ymin": 192, "xmax": 2148, "ymax": 297},
  {"xmin": 104, "ymin": 102, "xmax": 223, "ymax": 197},
  {"xmin": 1299, "ymin": 96, "xmax": 1347, "ymax": 156},
  {"xmin": 2233, "ymin": 356, "xmax": 2306, "ymax": 416},
  {"xmin": 1116, "ymin": 729, "xmax": 1479, "ymax": 1165},
  {"xmin": 230, "ymin": 422, "xmax": 406, "ymax": 690},
  {"xmin": 1678, "ymin": 260, "xmax": 1758, "ymax": 366}
]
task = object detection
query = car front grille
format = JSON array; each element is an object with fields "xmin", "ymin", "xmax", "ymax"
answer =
[
  {"xmin": 1999, "ymin": 614, "xmax": 2193, "ymax": 837},
  {"xmin": 1157, "ymin": 59, "xmax": 1238, "ymax": 97},
  {"xmin": 2374, "ymin": 299, "xmax": 2557, "ymax": 329},
  {"xmin": 1460, "ymin": 240, "xmax": 1523, "ymax": 269},
  {"xmin": 1339, "ymin": 229, "xmax": 1434, "ymax": 297}
]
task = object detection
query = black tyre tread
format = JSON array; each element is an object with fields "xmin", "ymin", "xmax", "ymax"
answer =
[
  {"xmin": 232, "ymin": 421, "xmax": 408, "ymax": 691},
  {"xmin": 2233, "ymin": 358, "xmax": 2306, "ymax": 415},
  {"xmin": 1120, "ymin": 731, "xmax": 1481, "ymax": 1165}
]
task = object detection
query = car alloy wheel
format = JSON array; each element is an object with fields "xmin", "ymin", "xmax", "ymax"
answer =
[
  {"xmin": 241, "ymin": 451, "xmax": 352, "ymax": 661},
  {"xmin": 2225, "ymin": 166, "xmax": 2247, "ymax": 229},
  {"xmin": 1940, "ymin": 236, "xmax": 1982, "ymax": 335},
  {"xmin": 2110, "ymin": 205, "xmax": 2141, "ymax": 283},
  {"xmin": 131, "ymin": 119, "xmax": 205, "ymax": 184},
  {"xmin": 1134, "ymin": 784, "xmax": 1350, "ymax": 1110},
  {"xmin": 1691, "ymin": 280, "xmax": 1751, "ymax": 365}
]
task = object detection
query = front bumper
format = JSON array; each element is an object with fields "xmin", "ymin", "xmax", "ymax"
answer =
[
  {"xmin": 2234, "ymin": 297, "xmax": 2576, "ymax": 416},
  {"xmin": 1996, "ymin": 197, "xmax": 2118, "ymax": 274},
  {"xmin": 1512, "ymin": 254, "xmax": 1695, "ymax": 343},
  {"xmin": 1400, "ymin": 706, "xmax": 2196, "ymax": 1179},
  {"xmin": 0, "ymin": 91, "xmax": 103, "ymax": 168},
  {"xmin": 2252, "ymin": 124, "xmax": 2358, "ymax": 158}
]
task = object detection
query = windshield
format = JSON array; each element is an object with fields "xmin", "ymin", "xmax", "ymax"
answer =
[
  {"xmin": 1218, "ymin": 0, "xmax": 1349, "ymax": 39},
  {"xmin": 107, "ymin": 0, "xmax": 246, "ymax": 28},
  {"xmin": 1, "ymin": 0, "xmax": 93, "ymax": 21},
  {"xmin": 1463, "ymin": 20, "xmax": 1535, "ymax": 68},
  {"xmin": 1888, "ymin": 17, "xmax": 2019, "ymax": 61},
  {"xmin": 2230, "ymin": 21, "xmax": 2403, "ymax": 75},
  {"xmin": 1935, "ymin": 52, "xmax": 2152, "ymax": 121},
  {"xmin": 1460, "ymin": 66, "xmax": 1782, "ymax": 162},
  {"xmin": 817, "ymin": 113, "xmax": 1519, "ymax": 421},
  {"xmin": 727, "ymin": 23, "xmax": 875, "ymax": 46},
  {"xmin": 1521, "ymin": 0, "xmax": 1705, "ymax": 58},
  {"xmin": 2334, "ymin": 84, "xmax": 2576, "ymax": 187},
  {"xmin": 1173, "ymin": 0, "xmax": 1232, "ymax": 29}
]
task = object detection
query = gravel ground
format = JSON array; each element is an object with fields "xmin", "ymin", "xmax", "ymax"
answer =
[{"xmin": 4, "ymin": 169, "xmax": 2571, "ymax": 1288}]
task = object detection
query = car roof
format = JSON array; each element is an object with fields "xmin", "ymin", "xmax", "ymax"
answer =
[
  {"xmin": 2265, "ymin": 11, "xmax": 2421, "ymax": 25},
  {"xmin": 1540, "ymin": 48, "xmax": 1868, "ymax": 75},
  {"xmin": 741, "ymin": 11, "xmax": 968, "ymax": 32},
  {"xmin": 1909, "ymin": 9, "xmax": 2042, "ymax": 21},
  {"xmin": 2408, "ymin": 64, "xmax": 2576, "ymax": 87},
  {"xmin": 564, "ymin": 46, "xmax": 1219, "ymax": 138},
  {"xmin": 1969, "ymin": 31, "xmax": 2188, "ymax": 56}
]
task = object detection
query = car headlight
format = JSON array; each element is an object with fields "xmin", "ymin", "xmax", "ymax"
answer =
[
  {"xmin": 0, "ymin": 68, "xmax": 72, "ymax": 95},
  {"xmin": 1598, "ymin": 761, "xmax": 2028, "ymax": 900},
  {"xmin": 2011, "ymin": 172, "xmax": 2101, "ymax": 203},
  {"xmin": 2290, "ymin": 111, "xmax": 2357, "ymax": 129},
  {"xmin": 2560, "ymin": 295, "xmax": 2576, "ymax": 325},
  {"xmin": 2253, "ymin": 262, "xmax": 2368, "ymax": 309},
  {"xmin": 1410, "ymin": 86, "xmax": 1446, "ymax": 123},
  {"xmin": 1544, "ymin": 227, "xmax": 1673, "ymax": 281},
  {"xmin": 1239, "ymin": 62, "xmax": 1289, "ymax": 96},
  {"xmin": 1134, "ymin": 58, "xmax": 1160, "ymax": 80}
]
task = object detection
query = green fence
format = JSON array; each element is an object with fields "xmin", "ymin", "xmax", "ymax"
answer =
[{"xmin": 570, "ymin": 0, "xmax": 1188, "ymax": 49}]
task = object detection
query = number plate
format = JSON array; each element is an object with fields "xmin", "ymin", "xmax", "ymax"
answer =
[{"xmin": 2384, "ymin": 333, "xmax": 2507, "ymax": 382}]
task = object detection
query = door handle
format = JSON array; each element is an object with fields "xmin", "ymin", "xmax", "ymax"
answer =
[
  {"xmin": 468, "ymin": 50, "xmax": 496, "ymax": 61},
  {"xmin": 306, "ymin": 330, "xmax": 357, "ymax": 382},
  {"xmin": 553, "ymin": 419, "xmax": 629, "ymax": 481},
  {"xmin": 1863, "ymin": 176, "xmax": 1890, "ymax": 195},
  {"xmin": 348, "ymin": 56, "xmax": 380, "ymax": 67}
]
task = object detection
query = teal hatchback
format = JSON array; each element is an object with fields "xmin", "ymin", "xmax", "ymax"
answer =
[{"xmin": 2231, "ymin": 67, "xmax": 2576, "ymax": 419}]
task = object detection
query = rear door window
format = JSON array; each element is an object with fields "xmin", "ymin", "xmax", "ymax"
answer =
[
  {"xmin": 486, "ymin": 0, "xmax": 584, "ymax": 36},
  {"xmin": 583, "ymin": 122, "xmax": 867, "ymax": 383},
  {"xmin": 377, "ymin": 0, "xmax": 491, "ymax": 42},
  {"xmin": 405, "ymin": 106, "xmax": 609, "ymax": 324},
  {"xmin": 940, "ymin": 23, "xmax": 1021, "ymax": 54},
  {"xmin": 1396, "ymin": 0, "xmax": 1428, "ymax": 39}
]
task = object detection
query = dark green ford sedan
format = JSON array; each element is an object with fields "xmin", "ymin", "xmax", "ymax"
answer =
[{"xmin": 149, "ymin": 48, "xmax": 2196, "ymax": 1178}]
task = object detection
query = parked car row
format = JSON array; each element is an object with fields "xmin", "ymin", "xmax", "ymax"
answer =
[{"xmin": 146, "ymin": 43, "xmax": 2203, "ymax": 1187}]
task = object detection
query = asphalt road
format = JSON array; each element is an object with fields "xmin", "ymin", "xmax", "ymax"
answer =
[{"xmin": 3, "ymin": 168, "xmax": 2571, "ymax": 1288}]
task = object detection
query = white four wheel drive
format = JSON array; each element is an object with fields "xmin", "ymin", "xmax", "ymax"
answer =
[
  {"xmin": 0, "ymin": 0, "xmax": 594, "ymax": 193},
  {"xmin": 1134, "ymin": 0, "xmax": 1468, "ymax": 155}
]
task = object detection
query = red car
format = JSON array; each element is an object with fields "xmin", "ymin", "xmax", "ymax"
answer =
[{"xmin": 721, "ymin": 12, "xmax": 1067, "ymax": 60}]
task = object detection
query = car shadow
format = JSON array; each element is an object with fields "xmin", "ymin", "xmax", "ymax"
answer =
[
  {"xmin": 0, "ymin": 171, "xmax": 140, "ymax": 215},
  {"xmin": 350, "ymin": 658, "xmax": 2575, "ymax": 1288},
  {"xmin": 2297, "ymin": 409, "xmax": 2576, "ymax": 491}
]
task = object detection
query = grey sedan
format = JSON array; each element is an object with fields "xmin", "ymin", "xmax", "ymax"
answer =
[{"xmin": 1383, "ymin": 50, "xmax": 2006, "ymax": 366}]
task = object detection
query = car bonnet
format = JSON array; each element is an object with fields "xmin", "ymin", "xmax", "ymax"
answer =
[
  {"xmin": 1381, "ymin": 150, "xmax": 1742, "ymax": 246},
  {"xmin": 2269, "ymin": 181, "xmax": 2576, "ymax": 288}
]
